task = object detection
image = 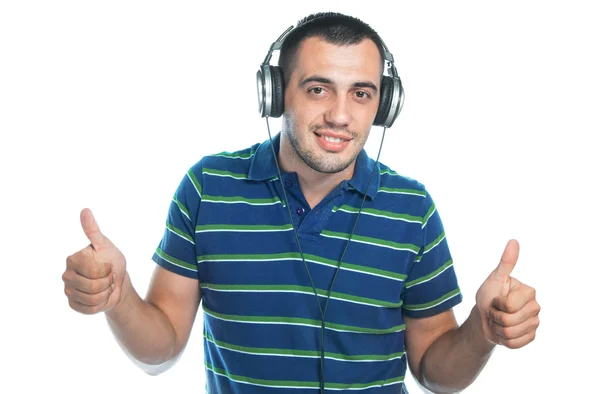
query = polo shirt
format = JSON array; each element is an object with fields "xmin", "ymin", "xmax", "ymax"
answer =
[{"xmin": 152, "ymin": 132, "xmax": 462, "ymax": 393}]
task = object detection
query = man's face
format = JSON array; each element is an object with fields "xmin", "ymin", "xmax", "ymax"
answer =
[{"xmin": 282, "ymin": 36, "xmax": 382, "ymax": 174}]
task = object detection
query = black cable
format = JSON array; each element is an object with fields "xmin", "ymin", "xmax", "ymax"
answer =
[{"xmin": 266, "ymin": 118, "xmax": 387, "ymax": 393}]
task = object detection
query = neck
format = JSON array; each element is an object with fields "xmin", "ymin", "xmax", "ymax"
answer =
[{"xmin": 278, "ymin": 137, "xmax": 355, "ymax": 209}]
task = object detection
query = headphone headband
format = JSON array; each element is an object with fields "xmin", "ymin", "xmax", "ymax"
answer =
[{"xmin": 261, "ymin": 25, "xmax": 294, "ymax": 66}]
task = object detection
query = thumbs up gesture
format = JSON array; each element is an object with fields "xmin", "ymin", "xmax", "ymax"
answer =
[
  {"xmin": 62, "ymin": 208, "xmax": 128, "ymax": 314},
  {"xmin": 475, "ymin": 239, "xmax": 541, "ymax": 348}
]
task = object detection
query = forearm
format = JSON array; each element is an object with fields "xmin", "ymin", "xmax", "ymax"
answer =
[
  {"xmin": 104, "ymin": 272, "xmax": 178, "ymax": 366},
  {"xmin": 419, "ymin": 306, "xmax": 496, "ymax": 393}
]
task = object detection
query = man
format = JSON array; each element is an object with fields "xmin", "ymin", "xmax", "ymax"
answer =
[{"xmin": 62, "ymin": 12, "xmax": 541, "ymax": 394}]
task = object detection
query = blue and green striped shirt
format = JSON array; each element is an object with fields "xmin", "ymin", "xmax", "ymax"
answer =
[{"xmin": 152, "ymin": 133, "xmax": 462, "ymax": 393}]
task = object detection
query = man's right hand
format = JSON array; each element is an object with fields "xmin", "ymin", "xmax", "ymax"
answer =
[{"xmin": 63, "ymin": 208, "xmax": 129, "ymax": 314}]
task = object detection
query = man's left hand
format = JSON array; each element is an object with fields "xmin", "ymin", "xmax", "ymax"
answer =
[{"xmin": 475, "ymin": 239, "xmax": 541, "ymax": 349}]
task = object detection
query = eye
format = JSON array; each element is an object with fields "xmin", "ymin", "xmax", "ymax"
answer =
[
  {"xmin": 355, "ymin": 91, "xmax": 371, "ymax": 99},
  {"xmin": 309, "ymin": 87, "xmax": 324, "ymax": 95}
]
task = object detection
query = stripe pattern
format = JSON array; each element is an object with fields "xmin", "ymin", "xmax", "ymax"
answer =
[{"xmin": 152, "ymin": 135, "xmax": 462, "ymax": 393}]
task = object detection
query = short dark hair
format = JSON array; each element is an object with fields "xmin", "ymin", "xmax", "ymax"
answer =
[{"xmin": 277, "ymin": 12, "xmax": 386, "ymax": 84}]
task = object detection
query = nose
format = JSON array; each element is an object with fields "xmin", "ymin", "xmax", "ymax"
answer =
[{"xmin": 324, "ymin": 93, "xmax": 352, "ymax": 128}]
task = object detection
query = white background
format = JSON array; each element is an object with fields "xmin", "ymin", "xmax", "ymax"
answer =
[{"xmin": 1, "ymin": 1, "xmax": 598, "ymax": 393}]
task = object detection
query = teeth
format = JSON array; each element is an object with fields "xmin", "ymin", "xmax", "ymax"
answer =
[{"xmin": 323, "ymin": 135, "xmax": 343, "ymax": 143}]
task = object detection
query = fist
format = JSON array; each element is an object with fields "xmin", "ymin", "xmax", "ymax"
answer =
[
  {"xmin": 476, "ymin": 239, "xmax": 541, "ymax": 349},
  {"xmin": 62, "ymin": 208, "xmax": 128, "ymax": 314}
]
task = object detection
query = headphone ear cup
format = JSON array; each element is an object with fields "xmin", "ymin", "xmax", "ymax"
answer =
[
  {"xmin": 257, "ymin": 66, "xmax": 267, "ymax": 117},
  {"xmin": 374, "ymin": 76, "xmax": 393, "ymax": 126},
  {"xmin": 269, "ymin": 66, "xmax": 285, "ymax": 118}
]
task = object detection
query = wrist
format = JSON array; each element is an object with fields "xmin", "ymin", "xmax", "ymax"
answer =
[
  {"xmin": 107, "ymin": 271, "xmax": 134, "ymax": 316},
  {"xmin": 468, "ymin": 306, "xmax": 496, "ymax": 353}
]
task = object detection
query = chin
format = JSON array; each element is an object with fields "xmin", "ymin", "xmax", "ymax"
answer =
[{"xmin": 303, "ymin": 151, "xmax": 358, "ymax": 174}]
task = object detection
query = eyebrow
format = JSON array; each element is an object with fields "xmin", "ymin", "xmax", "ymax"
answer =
[{"xmin": 299, "ymin": 75, "xmax": 378, "ymax": 94}]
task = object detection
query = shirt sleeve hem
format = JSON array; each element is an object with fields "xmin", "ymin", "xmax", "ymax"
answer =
[
  {"xmin": 402, "ymin": 292, "xmax": 463, "ymax": 319},
  {"xmin": 151, "ymin": 253, "xmax": 199, "ymax": 280}
]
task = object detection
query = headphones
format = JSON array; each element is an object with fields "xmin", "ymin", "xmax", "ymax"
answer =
[{"xmin": 256, "ymin": 23, "xmax": 405, "ymax": 128}]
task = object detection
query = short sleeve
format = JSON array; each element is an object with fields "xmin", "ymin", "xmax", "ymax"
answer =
[
  {"xmin": 151, "ymin": 162, "xmax": 203, "ymax": 279},
  {"xmin": 402, "ymin": 189, "xmax": 462, "ymax": 318}
]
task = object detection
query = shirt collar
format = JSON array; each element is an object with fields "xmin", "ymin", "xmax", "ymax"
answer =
[{"xmin": 248, "ymin": 132, "xmax": 380, "ymax": 200}]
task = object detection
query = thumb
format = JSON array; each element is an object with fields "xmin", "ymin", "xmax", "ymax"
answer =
[
  {"xmin": 494, "ymin": 239, "xmax": 520, "ymax": 279},
  {"xmin": 80, "ymin": 208, "xmax": 106, "ymax": 250}
]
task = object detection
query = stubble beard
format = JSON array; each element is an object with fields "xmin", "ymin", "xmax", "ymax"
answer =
[{"xmin": 283, "ymin": 117, "xmax": 365, "ymax": 174}]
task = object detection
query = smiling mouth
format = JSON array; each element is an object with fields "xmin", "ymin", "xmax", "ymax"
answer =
[
  {"xmin": 313, "ymin": 131, "xmax": 352, "ymax": 152},
  {"xmin": 313, "ymin": 131, "xmax": 351, "ymax": 143},
  {"xmin": 318, "ymin": 134, "xmax": 345, "ymax": 143}
]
